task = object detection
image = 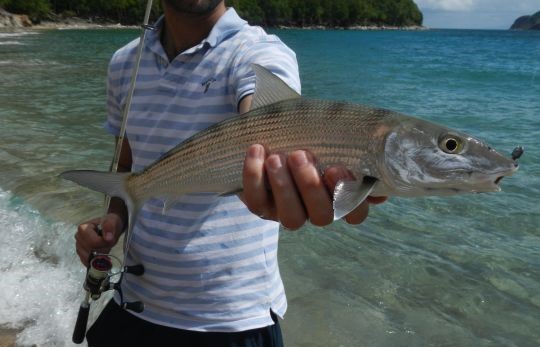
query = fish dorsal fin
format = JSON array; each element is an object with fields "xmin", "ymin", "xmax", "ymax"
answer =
[
  {"xmin": 333, "ymin": 176, "xmax": 378, "ymax": 220},
  {"xmin": 250, "ymin": 64, "xmax": 300, "ymax": 111}
]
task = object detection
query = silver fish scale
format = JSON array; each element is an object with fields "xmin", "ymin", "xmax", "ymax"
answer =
[{"xmin": 128, "ymin": 98, "xmax": 401, "ymax": 200}]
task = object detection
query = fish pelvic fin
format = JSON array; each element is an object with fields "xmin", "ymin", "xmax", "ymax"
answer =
[
  {"xmin": 333, "ymin": 176, "xmax": 378, "ymax": 220},
  {"xmin": 250, "ymin": 64, "xmax": 300, "ymax": 111}
]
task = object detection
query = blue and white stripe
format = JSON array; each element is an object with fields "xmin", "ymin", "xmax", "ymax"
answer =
[{"xmin": 105, "ymin": 8, "xmax": 299, "ymax": 332}]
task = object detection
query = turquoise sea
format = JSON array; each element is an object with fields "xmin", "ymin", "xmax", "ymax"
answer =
[{"xmin": 0, "ymin": 27, "xmax": 539, "ymax": 346}]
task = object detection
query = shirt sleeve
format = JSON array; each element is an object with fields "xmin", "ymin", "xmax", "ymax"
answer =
[{"xmin": 232, "ymin": 35, "xmax": 301, "ymax": 111}]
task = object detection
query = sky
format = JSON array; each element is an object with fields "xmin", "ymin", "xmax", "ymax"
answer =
[{"xmin": 413, "ymin": 0, "xmax": 540, "ymax": 29}]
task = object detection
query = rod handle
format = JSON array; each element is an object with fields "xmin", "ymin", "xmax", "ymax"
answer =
[{"xmin": 72, "ymin": 302, "xmax": 90, "ymax": 344}]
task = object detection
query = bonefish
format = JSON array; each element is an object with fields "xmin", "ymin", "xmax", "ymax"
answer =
[{"xmin": 61, "ymin": 64, "xmax": 520, "ymax": 234}]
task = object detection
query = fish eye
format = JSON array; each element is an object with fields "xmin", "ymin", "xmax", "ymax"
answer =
[{"xmin": 439, "ymin": 135, "xmax": 464, "ymax": 154}]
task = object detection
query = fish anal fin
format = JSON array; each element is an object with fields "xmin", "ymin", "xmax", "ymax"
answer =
[
  {"xmin": 250, "ymin": 64, "xmax": 300, "ymax": 111},
  {"xmin": 333, "ymin": 176, "xmax": 378, "ymax": 220}
]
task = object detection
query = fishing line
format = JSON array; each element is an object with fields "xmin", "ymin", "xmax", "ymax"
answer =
[{"xmin": 72, "ymin": 0, "xmax": 155, "ymax": 343}]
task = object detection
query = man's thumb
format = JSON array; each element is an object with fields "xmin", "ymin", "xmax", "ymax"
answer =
[
  {"xmin": 101, "ymin": 214, "xmax": 122, "ymax": 243},
  {"xmin": 103, "ymin": 229, "xmax": 114, "ymax": 242}
]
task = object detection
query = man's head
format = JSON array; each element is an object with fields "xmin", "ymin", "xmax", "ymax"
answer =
[{"xmin": 162, "ymin": 0, "xmax": 224, "ymax": 15}]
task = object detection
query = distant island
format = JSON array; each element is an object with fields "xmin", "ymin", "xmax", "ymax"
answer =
[
  {"xmin": 510, "ymin": 11, "xmax": 540, "ymax": 30},
  {"xmin": 0, "ymin": 0, "xmax": 423, "ymax": 30}
]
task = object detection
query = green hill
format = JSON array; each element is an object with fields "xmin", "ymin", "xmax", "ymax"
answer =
[
  {"xmin": 510, "ymin": 11, "xmax": 540, "ymax": 30},
  {"xmin": 0, "ymin": 0, "xmax": 423, "ymax": 28},
  {"xmin": 228, "ymin": 0, "xmax": 423, "ymax": 27}
]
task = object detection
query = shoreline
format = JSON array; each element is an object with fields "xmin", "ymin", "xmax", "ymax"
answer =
[
  {"xmin": 31, "ymin": 21, "xmax": 138, "ymax": 30},
  {"xmin": 277, "ymin": 24, "xmax": 427, "ymax": 31},
  {"xmin": 0, "ymin": 11, "xmax": 426, "ymax": 31},
  {"xmin": 10, "ymin": 21, "xmax": 427, "ymax": 31},
  {"xmin": 29, "ymin": 16, "xmax": 138, "ymax": 30},
  {"xmin": 0, "ymin": 10, "xmax": 138, "ymax": 30}
]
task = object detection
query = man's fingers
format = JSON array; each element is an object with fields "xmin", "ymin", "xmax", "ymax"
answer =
[
  {"xmin": 75, "ymin": 217, "xmax": 120, "ymax": 266},
  {"xmin": 76, "ymin": 221, "xmax": 114, "ymax": 249},
  {"xmin": 242, "ymin": 144, "xmax": 276, "ymax": 220},
  {"xmin": 323, "ymin": 166, "xmax": 355, "ymax": 190},
  {"xmin": 288, "ymin": 151, "xmax": 333, "ymax": 226},
  {"xmin": 265, "ymin": 153, "xmax": 306, "ymax": 229},
  {"xmin": 323, "ymin": 166, "xmax": 384, "ymax": 225},
  {"xmin": 343, "ymin": 201, "xmax": 370, "ymax": 224},
  {"xmin": 367, "ymin": 196, "xmax": 388, "ymax": 204},
  {"xmin": 100, "ymin": 214, "xmax": 124, "ymax": 243},
  {"xmin": 76, "ymin": 244, "xmax": 92, "ymax": 267},
  {"xmin": 75, "ymin": 222, "xmax": 98, "ymax": 266},
  {"xmin": 242, "ymin": 145, "xmax": 387, "ymax": 228}
]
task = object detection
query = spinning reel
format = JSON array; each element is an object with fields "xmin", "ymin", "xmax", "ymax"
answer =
[{"xmin": 72, "ymin": 252, "xmax": 144, "ymax": 344}]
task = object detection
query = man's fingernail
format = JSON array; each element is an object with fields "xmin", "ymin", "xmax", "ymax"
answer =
[
  {"xmin": 290, "ymin": 151, "xmax": 309, "ymax": 167},
  {"xmin": 248, "ymin": 145, "xmax": 263, "ymax": 160},
  {"xmin": 266, "ymin": 155, "xmax": 283, "ymax": 171}
]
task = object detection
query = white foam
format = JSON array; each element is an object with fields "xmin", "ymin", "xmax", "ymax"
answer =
[
  {"xmin": 0, "ymin": 32, "xmax": 38, "ymax": 38},
  {"xmin": 0, "ymin": 41, "xmax": 24, "ymax": 45},
  {"xmin": 0, "ymin": 190, "xmax": 87, "ymax": 347},
  {"xmin": 0, "ymin": 58, "xmax": 59, "ymax": 66}
]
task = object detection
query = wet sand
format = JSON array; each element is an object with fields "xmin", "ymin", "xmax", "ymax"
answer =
[{"xmin": 0, "ymin": 328, "xmax": 17, "ymax": 347}]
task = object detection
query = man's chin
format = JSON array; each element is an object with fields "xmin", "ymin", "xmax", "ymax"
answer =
[{"xmin": 163, "ymin": 0, "xmax": 223, "ymax": 15}]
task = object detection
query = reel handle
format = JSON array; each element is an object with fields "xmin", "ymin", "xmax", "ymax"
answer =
[
  {"xmin": 72, "ymin": 301, "xmax": 90, "ymax": 344},
  {"xmin": 125, "ymin": 264, "xmax": 145, "ymax": 276}
]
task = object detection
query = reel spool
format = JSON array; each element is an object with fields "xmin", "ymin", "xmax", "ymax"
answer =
[{"xmin": 85, "ymin": 254, "xmax": 113, "ymax": 300}]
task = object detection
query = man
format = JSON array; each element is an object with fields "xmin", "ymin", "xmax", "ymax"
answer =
[{"xmin": 77, "ymin": 1, "xmax": 384, "ymax": 346}]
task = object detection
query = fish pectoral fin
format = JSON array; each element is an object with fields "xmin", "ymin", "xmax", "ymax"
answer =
[
  {"xmin": 333, "ymin": 176, "xmax": 378, "ymax": 220},
  {"xmin": 250, "ymin": 64, "xmax": 300, "ymax": 111}
]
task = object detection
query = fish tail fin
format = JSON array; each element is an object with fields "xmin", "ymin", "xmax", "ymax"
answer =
[
  {"xmin": 60, "ymin": 170, "xmax": 130, "ymax": 199},
  {"xmin": 60, "ymin": 170, "xmax": 141, "ymax": 235}
]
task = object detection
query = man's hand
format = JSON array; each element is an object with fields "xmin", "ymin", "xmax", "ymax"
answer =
[
  {"xmin": 75, "ymin": 213, "xmax": 124, "ymax": 267},
  {"xmin": 241, "ymin": 144, "xmax": 387, "ymax": 230}
]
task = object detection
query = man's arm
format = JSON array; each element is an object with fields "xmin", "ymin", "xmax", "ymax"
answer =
[
  {"xmin": 238, "ymin": 96, "xmax": 386, "ymax": 230},
  {"xmin": 107, "ymin": 137, "xmax": 132, "ymax": 226}
]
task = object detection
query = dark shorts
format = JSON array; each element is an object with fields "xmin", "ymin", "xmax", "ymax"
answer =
[{"xmin": 86, "ymin": 300, "xmax": 284, "ymax": 347}]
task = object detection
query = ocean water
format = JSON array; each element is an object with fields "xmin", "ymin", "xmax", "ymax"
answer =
[{"xmin": 0, "ymin": 27, "xmax": 539, "ymax": 346}]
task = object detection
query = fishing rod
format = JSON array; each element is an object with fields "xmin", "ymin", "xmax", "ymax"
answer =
[{"xmin": 72, "ymin": 0, "xmax": 155, "ymax": 343}]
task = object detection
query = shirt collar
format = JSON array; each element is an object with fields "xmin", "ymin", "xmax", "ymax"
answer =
[
  {"xmin": 205, "ymin": 7, "xmax": 247, "ymax": 48},
  {"xmin": 146, "ymin": 8, "xmax": 246, "ymax": 57}
]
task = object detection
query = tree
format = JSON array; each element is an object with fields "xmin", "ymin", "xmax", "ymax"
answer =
[
  {"xmin": 227, "ymin": 0, "xmax": 264, "ymax": 24},
  {"xmin": 1, "ymin": 0, "xmax": 423, "ymax": 28},
  {"xmin": 2, "ymin": 0, "xmax": 50, "ymax": 22}
]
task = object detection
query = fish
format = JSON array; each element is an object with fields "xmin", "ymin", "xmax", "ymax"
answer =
[{"xmin": 60, "ymin": 64, "xmax": 519, "ymax": 233}]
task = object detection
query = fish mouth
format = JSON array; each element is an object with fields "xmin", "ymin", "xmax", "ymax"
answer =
[
  {"xmin": 423, "ymin": 167, "xmax": 516, "ymax": 195},
  {"xmin": 492, "ymin": 163, "xmax": 519, "ymax": 186},
  {"xmin": 472, "ymin": 166, "xmax": 518, "ymax": 192}
]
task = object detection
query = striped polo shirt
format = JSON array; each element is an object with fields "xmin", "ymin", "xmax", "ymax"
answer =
[{"xmin": 105, "ymin": 8, "xmax": 300, "ymax": 332}]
